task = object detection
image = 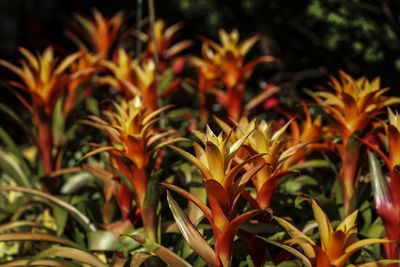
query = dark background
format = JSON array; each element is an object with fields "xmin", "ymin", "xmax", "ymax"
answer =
[{"xmin": 1, "ymin": 0, "xmax": 399, "ymax": 110}]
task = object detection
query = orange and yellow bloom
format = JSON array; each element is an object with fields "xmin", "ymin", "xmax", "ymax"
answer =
[
  {"xmin": 311, "ymin": 71, "xmax": 400, "ymax": 214},
  {"xmin": 190, "ymin": 29, "xmax": 275, "ymax": 120},
  {"xmin": 0, "ymin": 47, "xmax": 79, "ymax": 174},
  {"xmin": 276, "ymin": 199, "xmax": 390, "ymax": 267},
  {"xmin": 83, "ymin": 96, "xmax": 180, "ymax": 240},
  {"xmin": 165, "ymin": 124, "xmax": 269, "ymax": 266}
]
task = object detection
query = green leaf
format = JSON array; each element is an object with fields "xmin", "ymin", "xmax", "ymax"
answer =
[
  {"xmin": 160, "ymin": 69, "xmax": 174, "ymax": 93},
  {"xmin": 53, "ymin": 97, "xmax": 66, "ymax": 146},
  {"xmin": 0, "ymin": 126, "xmax": 31, "ymax": 176},
  {"xmin": 181, "ymin": 80, "xmax": 195, "ymax": 94},
  {"xmin": 0, "ymin": 103, "xmax": 35, "ymax": 141},
  {"xmin": 118, "ymin": 228, "xmax": 145, "ymax": 253},
  {"xmin": 88, "ymin": 230, "xmax": 120, "ymax": 251},
  {"xmin": 282, "ymin": 176, "xmax": 318, "ymax": 194},
  {"xmin": 276, "ymin": 261, "xmax": 302, "ymax": 267},
  {"xmin": 86, "ymin": 97, "xmax": 100, "ymax": 116},
  {"xmin": 240, "ymin": 223, "xmax": 282, "ymax": 234},
  {"xmin": 142, "ymin": 174, "xmax": 161, "ymax": 242},
  {"xmin": 289, "ymin": 159, "xmax": 330, "ymax": 170},
  {"xmin": 0, "ymin": 232, "xmax": 81, "ymax": 249},
  {"xmin": 257, "ymin": 237, "xmax": 312, "ymax": 267},
  {"xmin": 0, "ymin": 150, "xmax": 31, "ymax": 188},
  {"xmin": 0, "ymin": 258, "xmax": 77, "ymax": 267},
  {"xmin": 0, "ymin": 221, "xmax": 41, "ymax": 232},
  {"xmin": 28, "ymin": 245, "xmax": 107, "ymax": 267},
  {"xmin": 0, "ymin": 186, "xmax": 96, "ymax": 232},
  {"xmin": 127, "ymin": 235, "xmax": 192, "ymax": 267},
  {"xmin": 52, "ymin": 204, "xmax": 68, "ymax": 236},
  {"xmin": 60, "ymin": 172, "xmax": 94, "ymax": 194},
  {"xmin": 359, "ymin": 223, "xmax": 385, "ymax": 239}
]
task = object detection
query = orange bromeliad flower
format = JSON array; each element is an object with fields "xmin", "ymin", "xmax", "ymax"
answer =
[
  {"xmin": 164, "ymin": 125, "xmax": 269, "ymax": 266},
  {"xmin": 191, "ymin": 29, "xmax": 275, "ymax": 120},
  {"xmin": 188, "ymin": 43, "xmax": 222, "ymax": 121},
  {"xmin": 141, "ymin": 19, "xmax": 192, "ymax": 72},
  {"xmin": 276, "ymin": 199, "xmax": 390, "ymax": 267},
  {"xmin": 311, "ymin": 71, "xmax": 400, "ymax": 214},
  {"xmin": 83, "ymin": 96, "xmax": 180, "ymax": 241},
  {"xmin": 216, "ymin": 117, "xmax": 307, "ymax": 209},
  {"xmin": 67, "ymin": 9, "xmax": 126, "ymax": 60},
  {"xmin": 63, "ymin": 47, "xmax": 102, "ymax": 116},
  {"xmin": 100, "ymin": 48, "xmax": 158, "ymax": 111},
  {"xmin": 0, "ymin": 47, "xmax": 79, "ymax": 174},
  {"xmin": 283, "ymin": 102, "xmax": 332, "ymax": 169}
]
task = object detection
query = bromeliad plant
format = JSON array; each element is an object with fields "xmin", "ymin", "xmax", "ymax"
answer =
[
  {"xmin": 100, "ymin": 48, "xmax": 160, "ymax": 111},
  {"xmin": 0, "ymin": 47, "xmax": 79, "ymax": 175},
  {"xmin": 363, "ymin": 110, "xmax": 400, "ymax": 261},
  {"xmin": 66, "ymin": 9, "xmax": 127, "ymax": 60},
  {"xmin": 216, "ymin": 116, "xmax": 308, "ymax": 209},
  {"xmin": 187, "ymin": 43, "xmax": 221, "ymax": 121},
  {"xmin": 164, "ymin": 124, "xmax": 270, "ymax": 266},
  {"xmin": 275, "ymin": 199, "xmax": 390, "ymax": 267},
  {"xmin": 82, "ymin": 96, "xmax": 180, "ymax": 241},
  {"xmin": 63, "ymin": 47, "xmax": 102, "ymax": 116},
  {"xmin": 311, "ymin": 71, "xmax": 400, "ymax": 214},
  {"xmin": 1, "ymin": 8, "xmax": 399, "ymax": 267},
  {"xmin": 141, "ymin": 19, "xmax": 192, "ymax": 72},
  {"xmin": 282, "ymin": 102, "xmax": 332, "ymax": 169},
  {"xmin": 190, "ymin": 29, "xmax": 276, "ymax": 120}
]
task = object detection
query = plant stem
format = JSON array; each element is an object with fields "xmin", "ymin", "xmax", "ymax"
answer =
[
  {"xmin": 147, "ymin": 0, "xmax": 164, "ymax": 128},
  {"xmin": 37, "ymin": 116, "xmax": 54, "ymax": 174},
  {"xmin": 339, "ymin": 141, "xmax": 360, "ymax": 215},
  {"xmin": 136, "ymin": 0, "xmax": 143, "ymax": 58}
]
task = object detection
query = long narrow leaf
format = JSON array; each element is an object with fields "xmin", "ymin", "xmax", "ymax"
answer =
[
  {"xmin": 0, "ymin": 233, "xmax": 80, "ymax": 248},
  {"xmin": 167, "ymin": 191, "xmax": 218, "ymax": 267},
  {"xmin": 257, "ymin": 237, "xmax": 312, "ymax": 267},
  {"xmin": 0, "ymin": 150, "xmax": 31, "ymax": 188},
  {"xmin": 127, "ymin": 234, "xmax": 192, "ymax": 267},
  {"xmin": 0, "ymin": 259, "xmax": 75, "ymax": 267},
  {"xmin": 0, "ymin": 126, "xmax": 31, "ymax": 176},
  {"xmin": 28, "ymin": 246, "xmax": 107, "ymax": 267},
  {"xmin": 0, "ymin": 186, "xmax": 96, "ymax": 232},
  {"xmin": 0, "ymin": 221, "xmax": 41, "ymax": 232},
  {"xmin": 161, "ymin": 183, "xmax": 215, "ymax": 229}
]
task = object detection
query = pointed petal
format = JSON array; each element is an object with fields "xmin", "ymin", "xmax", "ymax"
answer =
[
  {"xmin": 311, "ymin": 199, "xmax": 333, "ymax": 251},
  {"xmin": 18, "ymin": 47, "xmax": 39, "ymax": 70},
  {"xmin": 205, "ymin": 141, "xmax": 224, "ymax": 182},
  {"xmin": 0, "ymin": 59, "xmax": 25, "ymax": 79},
  {"xmin": 169, "ymin": 145, "xmax": 213, "ymax": 180},
  {"xmin": 334, "ymin": 239, "xmax": 392, "ymax": 267},
  {"xmin": 238, "ymin": 35, "xmax": 259, "ymax": 55},
  {"xmin": 81, "ymin": 146, "xmax": 117, "ymax": 161},
  {"xmin": 274, "ymin": 216, "xmax": 316, "ymax": 258},
  {"xmin": 54, "ymin": 52, "xmax": 80, "ymax": 75}
]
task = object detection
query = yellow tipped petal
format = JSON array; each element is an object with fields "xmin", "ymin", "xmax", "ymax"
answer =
[
  {"xmin": 205, "ymin": 141, "xmax": 225, "ymax": 182},
  {"xmin": 18, "ymin": 47, "xmax": 39, "ymax": 70},
  {"xmin": 333, "ymin": 239, "xmax": 392, "ymax": 267},
  {"xmin": 311, "ymin": 200, "xmax": 333, "ymax": 251},
  {"xmin": 336, "ymin": 209, "xmax": 358, "ymax": 233}
]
